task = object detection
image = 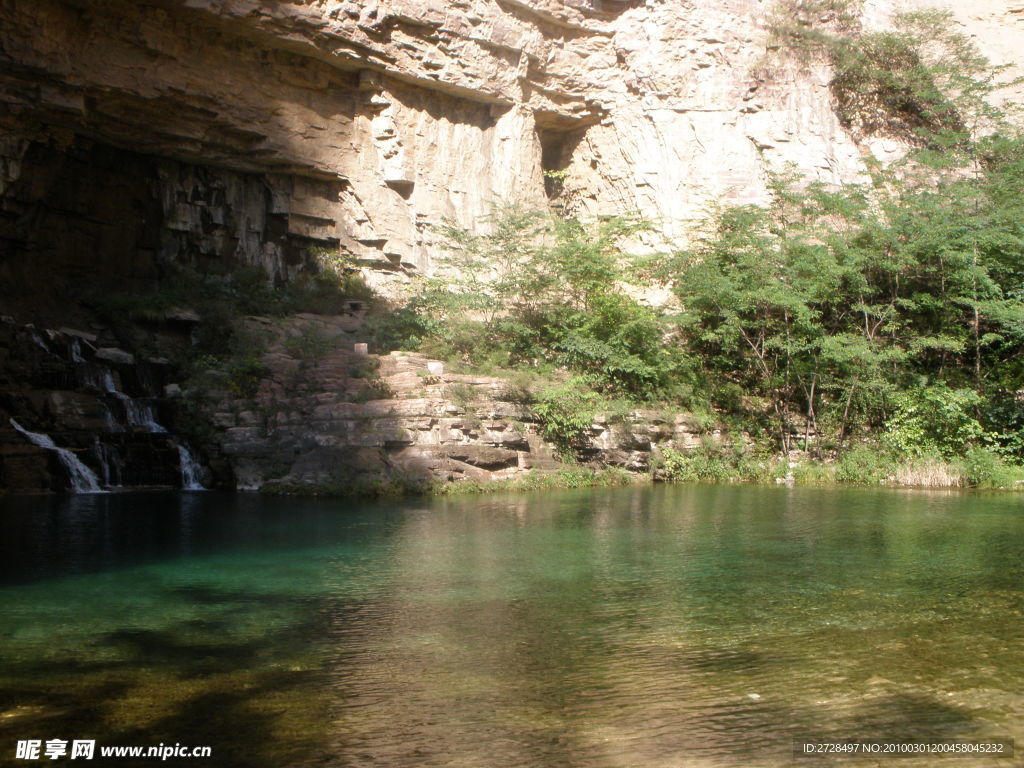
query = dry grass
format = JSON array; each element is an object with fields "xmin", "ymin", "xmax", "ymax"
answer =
[{"xmin": 893, "ymin": 456, "xmax": 964, "ymax": 488}]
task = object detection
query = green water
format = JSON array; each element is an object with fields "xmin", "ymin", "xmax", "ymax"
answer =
[{"xmin": 0, "ymin": 486, "xmax": 1021, "ymax": 767}]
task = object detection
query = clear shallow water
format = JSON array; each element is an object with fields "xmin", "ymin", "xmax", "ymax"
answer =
[{"xmin": 0, "ymin": 486, "xmax": 1021, "ymax": 767}]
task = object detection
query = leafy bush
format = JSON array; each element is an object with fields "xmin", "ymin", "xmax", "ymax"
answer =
[
  {"xmin": 657, "ymin": 442, "xmax": 780, "ymax": 484},
  {"xmin": 533, "ymin": 381, "xmax": 603, "ymax": 455},
  {"xmin": 400, "ymin": 205, "xmax": 688, "ymax": 399},
  {"xmin": 349, "ymin": 358, "xmax": 381, "ymax": 379},
  {"xmin": 769, "ymin": 4, "xmax": 997, "ymax": 145},
  {"xmin": 226, "ymin": 354, "xmax": 269, "ymax": 399},
  {"xmin": 447, "ymin": 383, "xmax": 478, "ymax": 410},
  {"xmin": 498, "ymin": 371, "xmax": 537, "ymax": 404},
  {"xmin": 884, "ymin": 386, "xmax": 987, "ymax": 458},
  {"xmin": 961, "ymin": 446, "xmax": 1024, "ymax": 489},
  {"xmin": 768, "ymin": 0, "xmax": 862, "ymax": 52},
  {"xmin": 834, "ymin": 443, "xmax": 897, "ymax": 484},
  {"xmin": 982, "ymin": 393, "xmax": 1024, "ymax": 462},
  {"xmin": 438, "ymin": 467, "xmax": 637, "ymax": 495},
  {"xmin": 350, "ymin": 379, "xmax": 394, "ymax": 403}
]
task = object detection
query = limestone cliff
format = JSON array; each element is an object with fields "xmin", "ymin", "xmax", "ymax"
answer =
[
  {"xmin": 1, "ymin": 0, "xmax": 1022, "ymax": 493},
  {"xmin": 3, "ymin": 0, "xmax": 1022, "ymax": 287}
]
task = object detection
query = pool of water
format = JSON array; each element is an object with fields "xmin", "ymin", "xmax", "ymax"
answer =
[{"xmin": 0, "ymin": 485, "xmax": 1021, "ymax": 766}]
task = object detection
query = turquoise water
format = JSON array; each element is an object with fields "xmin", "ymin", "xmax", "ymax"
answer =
[{"xmin": 0, "ymin": 486, "xmax": 1021, "ymax": 767}]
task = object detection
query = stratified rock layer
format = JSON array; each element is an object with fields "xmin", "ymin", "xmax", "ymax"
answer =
[
  {"xmin": 4, "ymin": 0, "xmax": 1022, "ymax": 287},
  {"xmin": 2, "ymin": 0, "xmax": 1021, "ymax": 492},
  {"xmin": 199, "ymin": 314, "xmax": 710, "ymax": 492}
]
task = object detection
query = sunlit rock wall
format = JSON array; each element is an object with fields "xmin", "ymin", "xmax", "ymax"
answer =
[{"xmin": 2, "ymin": 0, "xmax": 1022, "ymax": 287}]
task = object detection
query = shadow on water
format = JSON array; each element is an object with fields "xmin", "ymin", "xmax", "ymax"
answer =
[
  {"xmin": 0, "ymin": 592, "xmax": 355, "ymax": 767},
  {"xmin": 0, "ymin": 491, "xmax": 409, "ymax": 587},
  {"xmin": 845, "ymin": 692, "xmax": 980, "ymax": 741}
]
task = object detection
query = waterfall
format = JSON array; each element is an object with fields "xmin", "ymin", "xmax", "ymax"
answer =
[
  {"xmin": 82, "ymin": 362, "xmax": 166, "ymax": 433},
  {"xmin": 177, "ymin": 442, "xmax": 206, "ymax": 491},
  {"xmin": 121, "ymin": 396, "xmax": 167, "ymax": 432},
  {"xmin": 92, "ymin": 437, "xmax": 123, "ymax": 488},
  {"xmin": 10, "ymin": 418, "xmax": 105, "ymax": 494},
  {"xmin": 29, "ymin": 330, "xmax": 51, "ymax": 353},
  {"xmin": 84, "ymin": 366, "xmax": 118, "ymax": 394},
  {"xmin": 14, "ymin": 326, "xmax": 202, "ymax": 491}
]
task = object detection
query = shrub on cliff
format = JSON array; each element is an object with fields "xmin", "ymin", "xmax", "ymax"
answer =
[
  {"xmin": 393, "ymin": 205, "xmax": 691, "ymax": 400},
  {"xmin": 533, "ymin": 381, "xmax": 603, "ymax": 456}
]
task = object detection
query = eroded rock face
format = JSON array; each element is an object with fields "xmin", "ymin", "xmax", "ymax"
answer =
[
  {"xmin": 1, "ymin": 0, "xmax": 1020, "ymax": 492},
  {"xmin": 4, "ymin": 0, "xmax": 1021, "ymax": 287},
  {"xmin": 196, "ymin": 314, "xmax": 710, "ymax": 492}
]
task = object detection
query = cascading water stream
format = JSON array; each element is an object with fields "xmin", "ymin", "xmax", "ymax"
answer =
[
  {"xmin": 80, "ymin": 354, "xmax": 199, "ymax": 488},
  {"xmin": 9, "ymin": 418, "xmax": 105, "ymax": 494},
  {"xmin": 68, "ymin": 338, "xmax": 85, "ymax": 363},
  {"xmin": 82, "ymin": 364, "xmax": 166, "ymax": 433},
  {"xmin": 91, "ymin": 436, "xmax": 123, "ymax": 488},
  {"xmin": 121, "ymin": 397, "xmax": 167, "ymax": 433},
  {"xmin": 177, "ymin": 442, "xmax": 206, "ymax": 490},
  {"xmin": 16, "ymin": 329, "xmax": 207, "ymax": 491}
]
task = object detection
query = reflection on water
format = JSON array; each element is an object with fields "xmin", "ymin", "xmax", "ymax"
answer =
[{"xmin": 0, "ymin": 486, "xmax": 1021, "ymax": 767}]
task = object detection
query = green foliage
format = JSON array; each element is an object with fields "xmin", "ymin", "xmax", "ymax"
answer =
[
  {"xmin": 769, "ymin": 2, "xmax": 1009, "ymax": 145},
  {"xmin": 982, "ymin": 393, "xmax": 1024, "ymax": 461},
  {"xmin": 884, "ymin": 386, "xmax": 986, "ymax": 458},
  {"xmin": 656, "ymin": 442, "xmax": 781, "ymax": 484},
  {"xmin": 347, "ymin": 357, "xmax": 392, "ymax": 402},
  {"xmin": 389, "ymin": 204, "xmax": 690, "ymax": 400},
  {"xmin": 768, "ymin": 0, "xmax": 862, "ymax": 52},
  {"xmin": 91, "ymin": 247, "xmax": 373, "ymax": 369},
  {"xmin": 828, "ymin": 13, "xmax": 978, "ymax": 144},
  {"xmin": 362, "ymin": 304, "xmax": 432, "ymax": 354},
  {"xmin": 447, "ymin": 382, "xmax": 478, "ymax": 409},
  {"xmin": 833, "ymin": 444, "xmax": 894, "ymax": 484},
  {"xmin": 348, "ymin": 357, "xmax": 380, "ymax": 379},
  {"xmin": 961, "ymin": 446, "xmax": 1024, "ymax": 489},
  {"xmin": 283, "ymin": 327, "xmax": 331, "ymax": 363},
  {"xmin": 349, "ymin": 379, "xmax": 394, "ymax": 403},
  {"xmin": 672, "ymin": 117, "xmax": 1024, "ymax": 450},
  {"xmin": 498, "ymin": 371, "xmax": 537, "ymax": 404},
  {"xmin": 291, "ymin": 248, "xmax": 374, "ymax": 311},
  {"xmin": 226, "ymin": 354, "xmax": 269, "ymax": 399},
  {"xmin": 532, "ymin": 381, "xmax": 603, "ymax": 455},
  {"xmin": 266, "ymin": 465, "xmax": 639, "ymax": 498},
  {"xmin": 658, "ymin": 446, "xmax": 731, "ymax": 483},
  {"xmin": 438, "ymin": 467, "xmax": 637, "ymax": 495},
  {"xmin": 170, "ymin": 394, "xmax": 219, "ymax": 448}
]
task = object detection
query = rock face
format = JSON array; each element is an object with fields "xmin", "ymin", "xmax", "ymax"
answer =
[
  {"xmin": 4, "ymin": 0, "xmax": 1022, "ymax": 291},
  {"xmin": 1, "ymin": 0, "xmax": 1021, "ymax": 492},
  {"xmin": 198, "ymin": 315, "xmax": 710, "ymax": 492}
]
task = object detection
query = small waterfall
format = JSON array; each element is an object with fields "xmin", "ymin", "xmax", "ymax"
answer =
[
  {"xmin": 10, "ymin": 418, "xmax": 105, "ymax": 494},
  {"xmin": 82, "ymin": 366, "xmax": 119, "ymax": 430},
  {"xmin": 11, "ymin": 325, "xmax": 203, "ymax": 492},
  {"xmin": 92, "ymin": 437, "xmax": 123, "ymax": 488},
  {"xmin": 177, "ymin": 442, "xmax": 206, "ymax": 491},
  {"xmin": 83, "ymin": 366, "xmax": 118, "ymax": 394},
  {"xmin": 117, "ymin": 395, "xmax": 166, "ymax": 432},
  {"xmin": 82, "ymin": 362, "xmax": 166, "ymax": 433},
  {"xmin": 29, "ymin": 330, "xmax": 51, "ymax": 353}
]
